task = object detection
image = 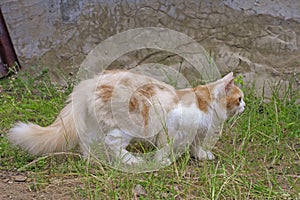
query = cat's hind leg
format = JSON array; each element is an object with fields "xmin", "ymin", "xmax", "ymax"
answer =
[
  {"xmin": 154, "ymin": 145, "xmax": 172, "ymax": 166},
  {"xmin": 104, "ymin": 129, "xmax": 142, "ymax": 165}
]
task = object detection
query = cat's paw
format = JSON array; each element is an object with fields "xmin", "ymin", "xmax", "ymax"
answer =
[
  {"xmin": 206, "ymin": 151, "xmax": 215, "ymax": 160},
  {"xmin": 192, "ymin": 148, "xmax": 215, "ymax": 160},
  {"xmin": 154, "ymin": 152, "xmax": 172, "ymax": 166},
  {"xmin": 122, "ymin": 154, "xmax": 143, "ymax": 165},
  {"xmin": 161, "ymin": 158, "xmax": 172, "ymax": 166}
]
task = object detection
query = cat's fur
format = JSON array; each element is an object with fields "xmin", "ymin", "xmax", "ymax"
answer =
[{"xmin": 8, "ymin": 70, "xmax": 245, "ymax": 164}]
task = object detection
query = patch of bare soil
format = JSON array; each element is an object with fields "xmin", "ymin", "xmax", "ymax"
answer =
[{"xmin": 0, "ymin": 170, "xmax": 84, "ymax": 200}]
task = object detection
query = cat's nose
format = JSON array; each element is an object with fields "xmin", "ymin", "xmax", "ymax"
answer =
[{"xmin": 242, "ymin": 101, "xmax": 246, "ymax": 107}]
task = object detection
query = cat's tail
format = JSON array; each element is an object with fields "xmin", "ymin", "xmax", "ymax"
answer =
[{"xmin": 8, "ymin": 100, "xmax": 79, "ymax": 155}]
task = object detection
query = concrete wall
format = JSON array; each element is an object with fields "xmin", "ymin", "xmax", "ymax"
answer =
[{"xmin": 1, "ymin": 0, "xmax": 299, "ymax": 96}]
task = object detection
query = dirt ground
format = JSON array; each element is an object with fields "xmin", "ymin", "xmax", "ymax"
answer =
[{"xmin": 0, "ymin": 170, "xmax": 82, "ymax": 200}]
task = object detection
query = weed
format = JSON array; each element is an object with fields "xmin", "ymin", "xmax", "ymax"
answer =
[{"xmin": 0, "ymin": 71, "xmax": 299, "ymax": 199}]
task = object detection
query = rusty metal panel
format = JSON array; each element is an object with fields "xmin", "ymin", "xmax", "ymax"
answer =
[{"xmin": 0, "ymin": 6, "xmax": 20, "ymax": 78}]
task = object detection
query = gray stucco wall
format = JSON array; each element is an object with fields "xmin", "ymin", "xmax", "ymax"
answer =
[{"xmin": 1, "ymin": 0, "xmax": 299, "ymax": 96}]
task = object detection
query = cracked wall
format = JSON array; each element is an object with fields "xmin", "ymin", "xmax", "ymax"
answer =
[{"xmin": 1, "ymin": 0, "xmax": 299, "ymax": 96}]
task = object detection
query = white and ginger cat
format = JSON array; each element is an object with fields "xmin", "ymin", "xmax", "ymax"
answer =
[{"xmin": 8, "ymin": 70, "xmax": 245, "ymax": 165}]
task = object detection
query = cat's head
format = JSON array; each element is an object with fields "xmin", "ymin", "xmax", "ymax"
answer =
[{"xmin": 208, "ymin": 72, "xmax": 245, "ymax": 118}]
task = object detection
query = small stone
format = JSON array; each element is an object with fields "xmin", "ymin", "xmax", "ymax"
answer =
[
  {"xmin": 162, "ymin": 192, "xmax": 169, "ymax": 198},
  {"xmin": 134, "ymin": 184, "xmax": 147, "ymax": 197},
  {"xmin": 3, "ymin": 178, "xmax": 10, "ymax": 183},
  {"xmin": 12, "ymin": 175, "xmax": 27, "ymax": 182}
]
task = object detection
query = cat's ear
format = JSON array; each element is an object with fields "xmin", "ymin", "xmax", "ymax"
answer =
[
  {"xmin": 213, "ymin": 72, "xmax": 234, "ymax": 98},
  {"xmin": 221, "ymin": 72, "xmax": 234, "ymax": 93}
]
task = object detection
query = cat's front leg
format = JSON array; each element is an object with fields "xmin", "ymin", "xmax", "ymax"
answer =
[
  {"xmin": 190, "ymin": 135, "xmax": 215, "ymax": 160},
  {"xmin": 154, "ymin": 145, "xmax": 172, "ymax": 166},
  {"xmin": 190, "ymin": 125, "xmax": 222, "ymax": 160},
  {"xmin": 190, "ymin": 145, "xmax": 215, "ymax": 160},
  {"xmin": 120, "ymin": 150, "xmax": 143, "ymax": 165},
  {"xmin": 155, "ymin": 130, "xmax": 196, "ymax": 165}
]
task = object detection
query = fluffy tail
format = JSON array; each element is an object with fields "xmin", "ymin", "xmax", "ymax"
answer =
[{"xmin": 8, "ymin": 101, "xmax": 79, "ymax": 155}]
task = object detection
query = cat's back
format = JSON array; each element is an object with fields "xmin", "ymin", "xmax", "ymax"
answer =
[
  {"xmin": 96, "ymin": 70, "xmax": 177, "ymax": 102},
  {"xmin": 99, "ymin": 70, "xmax": 172, "ymax": 88}
]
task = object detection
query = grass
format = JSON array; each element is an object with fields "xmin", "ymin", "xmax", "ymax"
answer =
[{"xmin": 0, "ymin": 70, "xmax": 299, "ymax": 199}]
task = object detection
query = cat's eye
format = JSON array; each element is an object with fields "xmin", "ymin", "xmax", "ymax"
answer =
[{"xmin": 238, "ymin": 97, "xmax": 242, "ymax": 102}]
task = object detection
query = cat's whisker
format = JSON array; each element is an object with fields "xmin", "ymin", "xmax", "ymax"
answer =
[{"xmin": 229, "ymin": 113, "xmax": 244, "ymax": 130}]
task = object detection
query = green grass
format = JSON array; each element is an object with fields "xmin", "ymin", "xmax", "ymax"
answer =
[{"xmin": 0, "ymin": 71, "xmax": 299, "ymax": 199}]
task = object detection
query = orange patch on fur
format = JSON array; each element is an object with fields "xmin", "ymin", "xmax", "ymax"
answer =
[
  {"xmin": 175, "ymin": 86, "xmax": 211, "ymax": 113},
  {"xmin": 129, "ymin": 97, "xmax": 150, "ymax": 127},
  {"xmin": 193, "ymin": 85, "xmax": 211, "ymax": 113},
  {"xmin": 129, "ymin": 96, "xmax": 139, "ymax": 112},
  {"xmin": 128, "ymin": 84, "xmax": 157, "ymax": 127},
  {"xmin": 138, "ymin": 84, "xmax": 156, "ymax": 98},
  {"xmin": 97, "ymin": 84, "xmax": 114, "ymax": 102},
  {"xmin": 136, "ymin": 84, "xmax": 157, "ymax": 127},
  {"xmin": 141, "ymin": 102, "xmax": 150, "ymax": 127}
]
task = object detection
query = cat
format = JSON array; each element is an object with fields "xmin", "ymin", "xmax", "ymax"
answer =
[{"xmin": 8, "ymin": 70, "xmax": 245, "ymax": 165}]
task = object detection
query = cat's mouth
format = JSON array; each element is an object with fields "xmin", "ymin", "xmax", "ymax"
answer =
[
  {"xmin": 238, "ymin": 107, "xmax": 245, "ymax": 113},
  {"xmin": 229, "ymin": 106, "xmax": 245, "ymax": 117}
]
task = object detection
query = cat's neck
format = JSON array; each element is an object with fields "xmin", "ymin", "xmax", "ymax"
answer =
[
  {"xmin": 176, "ymin": 85, "xmax": 212, "ymax": 113},
  {"xmin": 176, "ymin": 85, "xmax": 228, "ymax": 125}
]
